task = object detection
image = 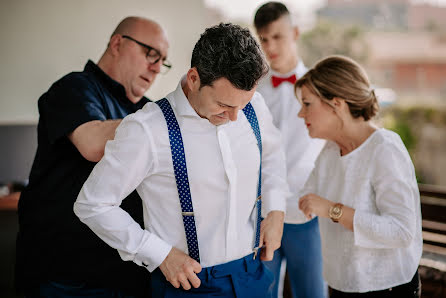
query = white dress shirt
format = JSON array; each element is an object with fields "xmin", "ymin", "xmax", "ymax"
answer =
[
  {"xmin": 74, "ymin": 78, "xmax": 288, "ymax": 272},
  {"xmin": 302, "ymin": 128, "xmax": 422, "ymax": 292},
  {"xmin": 257, "ymin": 61, "xmax": 325, "ymax": 224}
]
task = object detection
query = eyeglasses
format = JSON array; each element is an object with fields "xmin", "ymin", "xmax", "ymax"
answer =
[{"xmin": 122, "ymin": 35, "xmax": 172, "ymax": 74}]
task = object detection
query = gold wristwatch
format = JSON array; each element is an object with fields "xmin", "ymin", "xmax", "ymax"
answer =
[{"xmin": 329, "ymin": 203, "xmax": 344, "ymax": 222}]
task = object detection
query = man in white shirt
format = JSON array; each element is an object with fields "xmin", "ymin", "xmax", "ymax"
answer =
[
  {"xmin": 74, "ymin": 23, "xmax": 288, "ymax": 297},
  {"xmin": 254, "ymin": 2, "xmax": 326, "ymax": 298}
]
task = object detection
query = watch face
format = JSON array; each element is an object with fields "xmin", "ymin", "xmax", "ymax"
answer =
[
  {"xmin": 332, "ymin": 206, "xmax": 341, "ymax": 215},
  {"xmin": 330, "ymin": 203, "xmax": 343, "ymax": 221}
]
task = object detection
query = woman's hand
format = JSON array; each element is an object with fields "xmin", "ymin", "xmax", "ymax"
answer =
[
  {"xmin": 299, "ymin": 194, "xmax": 355, "ymax": 231},
  {"xmin": 298, "ymin": 193, "xmax": 334, "ymax": 220}
]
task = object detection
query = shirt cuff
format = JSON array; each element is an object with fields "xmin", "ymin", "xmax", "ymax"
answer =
[
  {"xmin": 284, "ymin": 196, "xmax": 309, "ymax": 224},
  {"xmin": 133, "ymin": 233, "xmax": 172, "ymax": 272},
  {"xmin": 261, "ymin": 190, "xmax": 286, "ymax": 216}
]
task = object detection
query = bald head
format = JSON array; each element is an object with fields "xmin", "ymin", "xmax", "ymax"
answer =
[
  {"xmin": 111, "ymin": 17, "xmax": 164, "ymax": 40},
  {"xmin": 98, "ymin": 16, "xmax": 169, "ymax": 104}
]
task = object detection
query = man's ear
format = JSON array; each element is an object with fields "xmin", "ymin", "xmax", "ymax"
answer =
[
  {"xmin": 186, "ymin": 67, "xmax": 201, "ymax": 91},
  {"xmin": 292, "ymin": 26, "xmax": 300, "ymax": 41},
  {"xmin": 108, "ymin": 34, "xmax": 122, "ymax": 56}
]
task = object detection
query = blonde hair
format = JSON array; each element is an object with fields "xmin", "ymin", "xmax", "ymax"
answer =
[{"xmin": 295, "ymin": 55, "xmax": 378, "ymax": 121}]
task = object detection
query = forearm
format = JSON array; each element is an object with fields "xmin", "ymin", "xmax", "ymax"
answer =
[
  {"xmin": 353, "ymin": 210, "xmax": 415, "ymax": 248},
  {"xmin": 73, "ymin": 115, "xmax": 168, "ymax": 270},
  {"xmin": 74, "ymin": 197, "xmax": 171, "ymax": 271},
  {"xmin": 69, "ymin": 119, "xmax": 122, "ymax": 162},
  {"xmin": 334, "ymin": 204, "xmax": 355, "ymax": 231}
]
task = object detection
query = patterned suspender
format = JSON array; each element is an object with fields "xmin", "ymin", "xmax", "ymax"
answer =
[
  {"xmin": 156, "ymin": 98, "xmax": 262, "ymax": 262},
  {"xmin": 242, "ymin": 102, "xmax": 263, "ymax": 259}
]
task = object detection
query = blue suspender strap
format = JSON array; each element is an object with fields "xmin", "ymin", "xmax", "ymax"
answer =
[
  {"xmin": 242, "ymin": 102, "xmax": 263, "ymax": 259},
  {"xmin": 156, "ymin": 98, "xmax": 200, "ymax": 263},
  {"xmin": 156, "ymin": 98, "xmax": 262, "ymax": 263}
]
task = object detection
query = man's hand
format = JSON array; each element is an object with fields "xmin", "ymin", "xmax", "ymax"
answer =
[
  {"xmin": 259, "ymin": 210, "xmax": 284, "ymax": 261},
  {"xmin": 159, "ymin": 247, "xmax": 202, "ymax": 290}
]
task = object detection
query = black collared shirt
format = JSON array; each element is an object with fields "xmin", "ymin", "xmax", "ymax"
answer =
[{"xmin": 16, "ymin": 61, "xmax": 151, "ymax": 297}]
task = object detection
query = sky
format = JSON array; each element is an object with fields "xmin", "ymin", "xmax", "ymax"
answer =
[
  {"xmin": 204, "ymin": 0, "xmax": 446, "ymax": 27},
  {"xmin": 204, "ymin": 0, "xmax": 324, "ymax": 24}
]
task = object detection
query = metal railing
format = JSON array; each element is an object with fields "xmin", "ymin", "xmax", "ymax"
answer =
[
  {"xmin": 419, "ymin": 184, "xmax": 446, "ymax": 298},
  {"xmin": 419, "ymin": 184, "xmax": 446, "ymax": 271},
  {"xmin": 420, "ymin": 184, "xmax": 446, "ymax": 252}
]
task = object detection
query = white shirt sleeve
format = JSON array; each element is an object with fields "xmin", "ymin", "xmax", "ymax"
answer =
[
  {"xmin": 74, "ymin": 111, "xmax": 172, "ymax": 272},
  {"xmin": 300, "ymin": 150, "xmax": 321, "ymax": 196},
  {"xmin": 252, "ymin": 93, "xmax": 288, "ymax": 215},
  {"xmin": 289, "ymin": 147, "xmax": 323, "ymax": 223},
  {"xmin": 353, "ymin": 143, "xmax": 418, "ymax": 249}
]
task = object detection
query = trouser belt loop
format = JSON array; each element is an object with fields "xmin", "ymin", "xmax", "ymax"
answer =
[{"xmin": 205, "ymin": 267, "xmax": 212, "ymax": 283}]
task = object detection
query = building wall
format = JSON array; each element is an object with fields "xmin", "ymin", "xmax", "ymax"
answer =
[
  {"xmin": 409, "ymin": 4, "xmax": 446, "ymax": 31},
  {"xmin": 391, "ymin": 63, "xmax": 446, "ymax": 91},
  {"xmin": 0, "ymin": 0, "xmax": 207, "ymax": 125}
]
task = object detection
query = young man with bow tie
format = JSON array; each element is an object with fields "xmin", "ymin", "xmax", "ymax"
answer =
[{"xmin": 254, "ymin": 2, "xmax": 326, "ymax": 298}]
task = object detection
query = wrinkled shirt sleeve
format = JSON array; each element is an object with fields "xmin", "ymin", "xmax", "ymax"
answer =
[
  {"xmin": 252, "ymin": 93, "xmax": 288, "ymax": 215},
  {"xmin": 74, "ymin": 111, "xmax": 172, "ymax": 272},
  {"xmin": 353, "ymin": 144, "xmax": 418, "ymax": 249}
]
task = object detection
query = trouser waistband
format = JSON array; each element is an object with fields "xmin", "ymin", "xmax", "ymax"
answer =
[
  {"xmin": 151, "ymin": 250, "xmax": 274, "ymax": 297},
  {"xmin": 196, "ymin": 252, "xmax": 259, "ymax": 280}
]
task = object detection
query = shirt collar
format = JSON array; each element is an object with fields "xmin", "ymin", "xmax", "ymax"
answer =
[
  {"xmin": 269, "ymin": 59, "xmax": 307, "ymax": 79},
  {"xmin": 170, "ymin": 75, "xmax": 204, "ymax": 118},
  {"xmin": 84, "ymin": 60, "xmax": 125, "ymax": 96}
]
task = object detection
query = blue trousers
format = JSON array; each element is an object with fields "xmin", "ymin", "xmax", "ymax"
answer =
[
  {"xmin": 263, "ymin": 218, "xmax": 326, "ymax": 298},
  {"xmin": 151, "ymin": 252, "xmax": 274, "ymax": 297}
]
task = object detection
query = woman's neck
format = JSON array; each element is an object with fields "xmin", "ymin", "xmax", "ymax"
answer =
[{"xmin": 334, "ymin": 121, "xmax": 377, "ymax": 156}]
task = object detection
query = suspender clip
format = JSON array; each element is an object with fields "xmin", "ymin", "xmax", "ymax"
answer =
[
  {"xmin": 253, "ymin": 246, "xmax": 260, "ymax": 260},
  {"xmin": 182, "ymin": 211, "xmax": 194, "ymax": 216}
]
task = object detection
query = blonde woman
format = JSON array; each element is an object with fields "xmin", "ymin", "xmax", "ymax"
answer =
[{"xmin": 296, "ymin": 55, "xmax": 422, "ymax": 297}]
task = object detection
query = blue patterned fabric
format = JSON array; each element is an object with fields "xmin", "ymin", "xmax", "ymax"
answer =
[
  {"xmin": 241, "ymin": 102, "xmax": 263, "ymax": 254},
  {"xmin": 156, "ymin": 98, "xmax": 200, "ymax": 262},
  {"xmin": 156, "ymin": 98, "xmax": 262, "ymax": 262}
]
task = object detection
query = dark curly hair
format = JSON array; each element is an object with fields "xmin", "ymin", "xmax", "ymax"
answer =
[{"xmin": 191, "ymin": 23, "xmax": 268, "ymax": 91}]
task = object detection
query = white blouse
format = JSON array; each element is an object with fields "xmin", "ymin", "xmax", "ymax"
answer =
[{"xmin": 302, "ymin": 128, "xmax": 422, "ymax": 292}]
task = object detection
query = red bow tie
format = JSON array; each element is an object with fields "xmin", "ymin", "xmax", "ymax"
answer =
[{"xmin": 271, "ymin": 74, "xmax": 297, "ymax": 88}]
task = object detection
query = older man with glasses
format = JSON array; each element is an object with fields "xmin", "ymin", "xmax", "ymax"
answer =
[{"xmin": 16, "ymin": 16, "xmax": 169, "ymax": 297}]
